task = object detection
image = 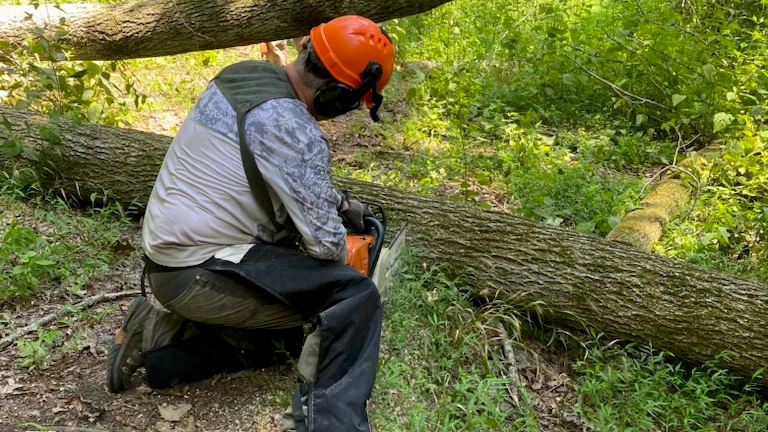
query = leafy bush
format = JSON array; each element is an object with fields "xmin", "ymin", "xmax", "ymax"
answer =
[
  {"xmin": 0, "ymin": 21, "xmax": 144, "ymax": 126},
  {"xmin": 0, "ymin": 218, "xmax": 58, "ymax": 298},
  {"xmin": 657, "ymin": 128, "xmax": 768, "ymax": 281}
]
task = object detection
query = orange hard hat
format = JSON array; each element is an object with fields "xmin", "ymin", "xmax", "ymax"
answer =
[{"xmin": 310, "ymin": 15, "xmax": 395, "ymax": 108}]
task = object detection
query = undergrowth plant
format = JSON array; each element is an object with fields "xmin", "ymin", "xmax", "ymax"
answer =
[
  {"xmin": 371, "ymin": 256, "xmax": 537, "ymax": 431},
  {"xmin": 0, "ymin": 194, "xmax": 128, "ymax": 301},
  {"xmin": 0, "ymin": 19, "xmax": 144, "ymax": 126},
  {"xmin": 1, "ymin": 12, "xmax": 145, "ymax": 191},
  {"xmin": 369, "ymin": 0, "xmax": 768, "ymax": 275},
  {"xmin": 574, "ymin": 336, "xmax": 768, "ymax": 431},
  {"xmin": 657, "ymin": 124, "xmax": 768, "ymax": 282},
  {"xmin": 15, "ymin": 327, "xmax": 62, "ymax": 371}
]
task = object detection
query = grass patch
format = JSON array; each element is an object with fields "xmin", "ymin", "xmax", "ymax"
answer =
[
  {"xmin": 371, "ymin": 255, "xmax": 538, "ymax": 431},
  {"xmin": 574, "ymin": 338, "xmax": 768, "ymax": 431},
  {"xmin": 373, "ymin": 254, "xmax": 768, "ymax": 431},
  {"xmin": 0, "ymin": 192, "xmax": 131, "ymax": 301}
]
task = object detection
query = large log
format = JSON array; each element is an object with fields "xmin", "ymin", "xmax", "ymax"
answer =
[
  {"xmin": 0, "ymin": 0, "xmax": 454, "ymax": 61},
  {"xmin": 1, "ymin": 104, "xmax": 767, "ymax": 381}
]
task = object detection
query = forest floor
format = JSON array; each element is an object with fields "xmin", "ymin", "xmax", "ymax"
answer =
[
  {"xmin": 0, "ymin": 91, "xmax": 586, "ymax": 431},
  {"xmin": 0, "ymin": 239, "xmax": 581, "ymax": 432}
]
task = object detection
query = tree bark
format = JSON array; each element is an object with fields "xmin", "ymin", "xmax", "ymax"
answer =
[
  {"xmin": 0, "ymin": 0, "xmax": 454, "ymax": 61},
  {"xmin": 2, "ymin": 104, "xmax": 767, "ymax": 381}
]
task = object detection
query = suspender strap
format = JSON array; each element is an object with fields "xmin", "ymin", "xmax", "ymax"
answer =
[
  {"xmin": 236, "ymin": 112, "xmax": 279, "ymax": 229},
  {"xmin": 211, "ymin": 61, "xmax": 300, "ymax": 235}
]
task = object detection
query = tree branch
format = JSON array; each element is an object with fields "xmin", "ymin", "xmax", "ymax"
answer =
[
  {"xmin": 0, "ymin": 290, "xmax": 141, "ymax": 351},
  {"xmin": 564, "ymin": 52, "xmax": 674, "ymax": 112}
]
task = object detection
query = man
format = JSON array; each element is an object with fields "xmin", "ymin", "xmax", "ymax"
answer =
[
  {"xmin": 260, "ymin": 37, "xmax": 311, "ymax": 66},
  {"xmin": 105, "ymin": 15, "xmax": 395, "ymax": 432}
]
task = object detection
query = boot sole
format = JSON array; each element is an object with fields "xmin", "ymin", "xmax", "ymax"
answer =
[{"xmin": 106, "ymin": 296, "xmax": 152, "ymax": 393}]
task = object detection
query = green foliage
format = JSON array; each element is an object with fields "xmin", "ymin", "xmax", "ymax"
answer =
[
  {"xmin": 574, "ymin": 339, "xmax": 768, "ymax": 431},
  {"xmin": 391, "ymin": 0, "xmax": 768, "ymax": 138},
  {"xmin": 0, "ymin": 10, "xmax": 145, "ymax": 185},
  {"xmin": 0, "ymin": 21, "xmax": 144, "ymax": 126},
  {"xmin": 0, "ymin": 195, "xmax": 127, "ymax": 300},
  {"xmin": 568, "ymin": 129, "xmax": 679, "ymax": 170},
  {"xmin": 370, "ymin": 0, "xmax": 768, "ymax": 271},
  {"xmin": 0, "ymin": 218, "xmax": 58, "ymax": 298},
  {"xmin": 15, "ymin": 327, "xmax": 63, "ymax": 371},
  {"xmin": 371, "ymin": 256, "xmax": 536, "ymax": 431},
  {"xmin": 657, "ymin": 127, "xmax": 768, "ymax": 281},
  {"xmin": 558, "ymin": 0, "xmax": 768, "ymax": 137}
]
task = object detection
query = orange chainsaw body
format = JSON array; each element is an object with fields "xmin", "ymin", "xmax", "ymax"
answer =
[{"xmin": 346, "ymin": 234, "xmax": 375, "ymax": 276}]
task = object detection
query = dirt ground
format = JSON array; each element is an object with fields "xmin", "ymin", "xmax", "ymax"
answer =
[
  {"xmin": 0, "ymin": 267, "xmax": 583, "ymax": 432},
  {"xmin": 0, "ymin": 93, "xmax": 585, "ymax": 432}
]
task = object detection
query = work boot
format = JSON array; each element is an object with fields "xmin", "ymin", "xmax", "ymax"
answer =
[{"xmin": 106, "ymin": 296, "xmax": 152, "ymax": 393}]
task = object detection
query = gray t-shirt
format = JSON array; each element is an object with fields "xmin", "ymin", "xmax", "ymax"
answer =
[{"xmin": 142, "ymin": 82, "xmax": 346, "ymax": 267}]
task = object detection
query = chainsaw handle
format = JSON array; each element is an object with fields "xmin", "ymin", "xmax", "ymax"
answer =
[{"xmin": 364, "ymin": 215, "xmax": 385, "ymax": 276}]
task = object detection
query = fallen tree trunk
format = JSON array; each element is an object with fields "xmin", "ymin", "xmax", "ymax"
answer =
[
  {"xmin": 605, "ymin": 178, "xmax": 692, "ymax": 252},
  {"xmin": 2, "ymin": 104, "xmax": 767, "ymax": 381},
  {"xmin": 0, "ymin": 0, "xmax": 453, "ymax": 61}
]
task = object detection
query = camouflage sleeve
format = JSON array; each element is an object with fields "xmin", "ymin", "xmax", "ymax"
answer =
[{"xmin": 243, "ymin": 98, "xmax": 347, "ymax": 262}]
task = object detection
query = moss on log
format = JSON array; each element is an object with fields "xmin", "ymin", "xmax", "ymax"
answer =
[{"xmin": 605, "ymin": 179, "xmax": 692, "ymax": 252}]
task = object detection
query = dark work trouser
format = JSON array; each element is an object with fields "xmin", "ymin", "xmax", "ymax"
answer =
[{"xmin": 143, "ymin": 244, "xmax": 382, "ymax": 432}]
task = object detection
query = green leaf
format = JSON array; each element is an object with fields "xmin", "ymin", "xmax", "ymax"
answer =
[
  {"xmin": 81, "ymin": 88, "xmax": 95, "ymax": 101},
  {"xmin": 702, "ymin": 64, "xmax": 715, "ymax": 81},
  {"xmin": 0, "ymin": 138, "xmax": 22, "ymax": 159},
  {"xmin": 636, "ymin": 114, "xmax": 647, "ymax": 126},
  {"xmin": 70, "ymin": 69, "xmax": 88, "ymax": 79},
  {"xmin": 87, "ymin": 103, "xmax": 102, "ymax": 122},
  {"xmin": 575, "ymin": 221, "xmax": 595, "ymax": 234},
  {"xmin": 713, "ymin": 112, "xmax": 734, "ymax": 133},
  {"xmin": 1, "ymin": 116, "xmax": 12, "ymax": 132},
  {"xmin": 608, "ymin": 216, "xmax": 622, "ymax": 228},
  {"xmin": 22, "ymin": 146, "xmax": 40, "ymax": 162},
  {"xmin": 474, "ymin": 172, "xmax": 490, "ymax": 186},
  {"xmin": 39, "ymin": 123, "xmax": 62, "ymax": 144},
  {"xmin": 671, "ymin": 94, "xmax": 687, "ymax": 106}
]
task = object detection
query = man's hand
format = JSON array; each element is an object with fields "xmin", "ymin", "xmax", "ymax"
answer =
[{"xmin": 340, "ymin": 199, "xmax": 373, "ymax": 233}]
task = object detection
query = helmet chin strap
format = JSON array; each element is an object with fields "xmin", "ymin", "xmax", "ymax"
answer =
[
  {"xmin": 369, "ymin": 88, "xmax": 384, "ymax": 122},
  {"xmin": 351, "ymin": 61, "xmax": 384, "ymax": 122}
]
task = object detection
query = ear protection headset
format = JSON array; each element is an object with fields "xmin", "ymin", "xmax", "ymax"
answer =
[{"xmin": 313, "ymin": 61, "xmax": 384, "ymax": 121}]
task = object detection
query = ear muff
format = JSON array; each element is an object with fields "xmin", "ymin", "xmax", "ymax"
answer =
[{"xmin": 313, "ymin": 61, "xmax": 384, "ymax": 121}]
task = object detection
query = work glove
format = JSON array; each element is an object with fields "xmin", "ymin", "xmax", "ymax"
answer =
[{"xmin": 340, "ymin": 197, "xmax": 374, "ymax": 234}]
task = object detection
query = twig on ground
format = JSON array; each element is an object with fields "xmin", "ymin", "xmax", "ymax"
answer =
[
  {"xmin": 0, "ymin": 290, "xmax": 140, "ymax": 351},
  {"xmin": 18, "ymin": 427, "xmax": 112, "ymax": 432},
  {"xmin": 495, "ymin": 321, "xmax": 524, "ymax": 407}
]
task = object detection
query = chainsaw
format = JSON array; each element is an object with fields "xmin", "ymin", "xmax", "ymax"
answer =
[{"xmin": 346, "ymin": 202, "xmax": 387, "ymax": 277}]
